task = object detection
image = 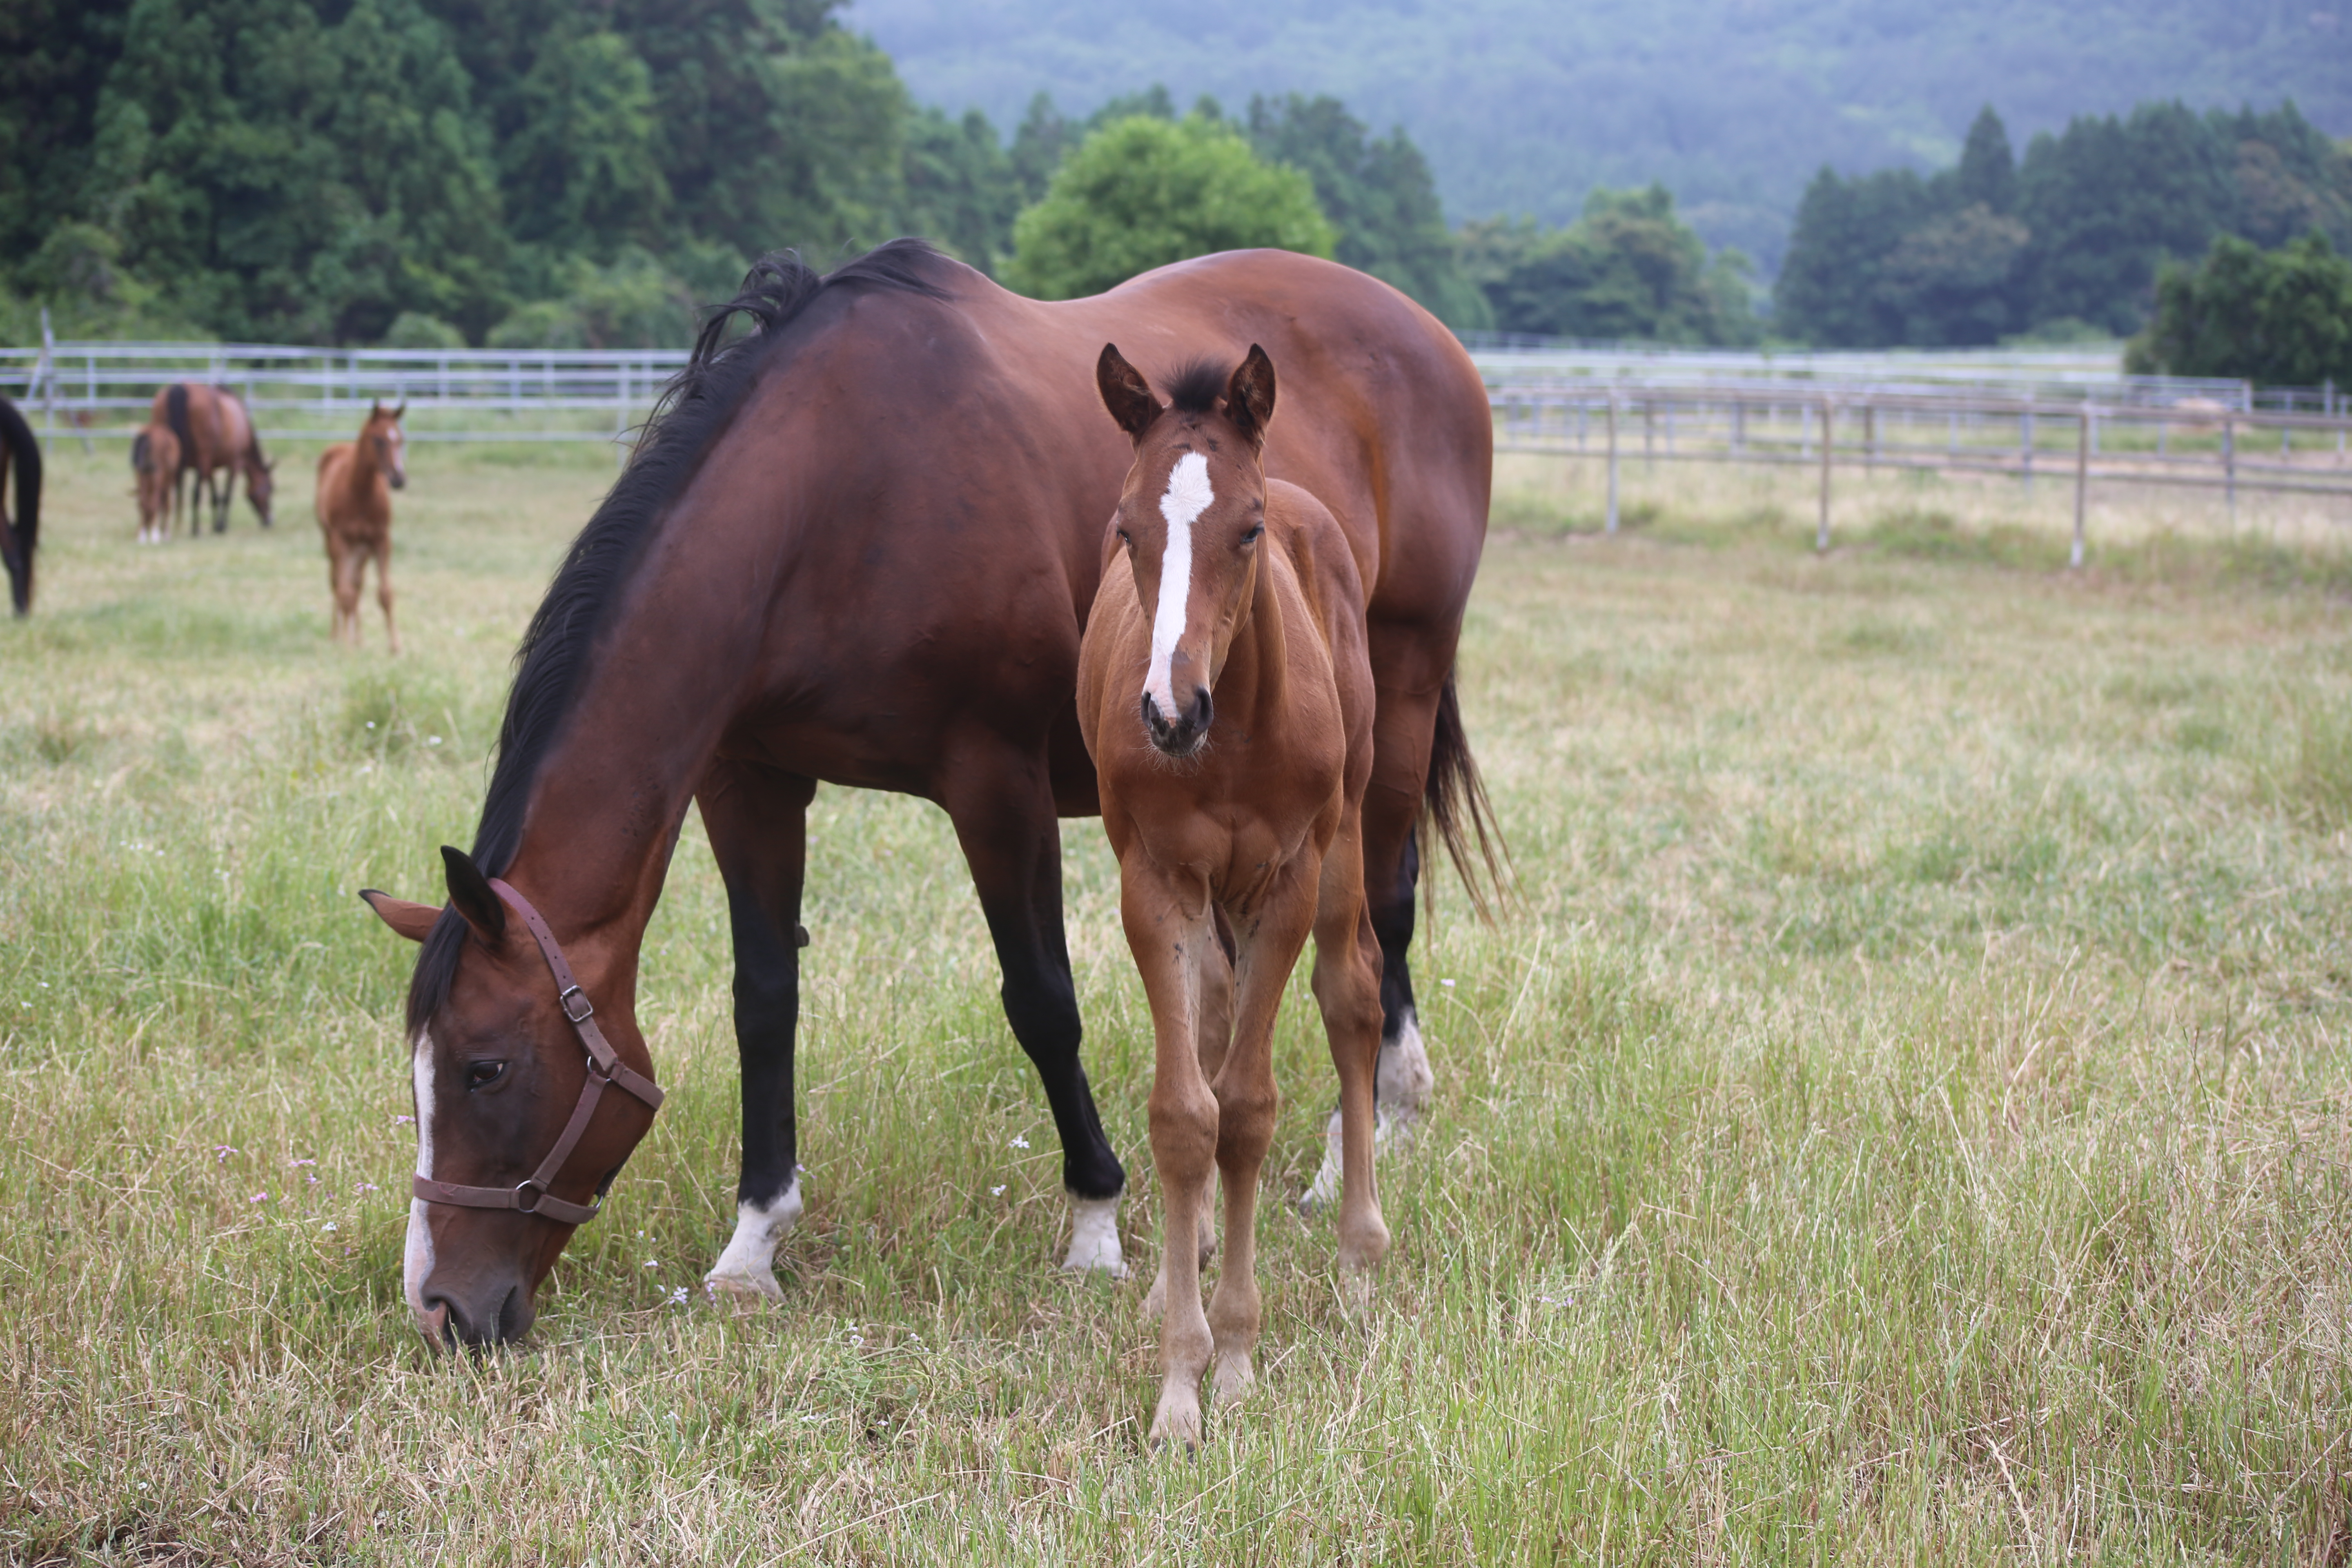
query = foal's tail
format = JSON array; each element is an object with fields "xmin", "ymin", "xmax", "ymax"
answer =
[{"xmin": 1422, "ymin": 671, "xmax": 1513, "ymax": 920}]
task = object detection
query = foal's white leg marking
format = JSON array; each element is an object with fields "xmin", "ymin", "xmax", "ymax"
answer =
[
  {"xmin": 704, "ymin": 1176, "xmax": 803, "ymax": 1301},
  {"xmin": 1144, "ymin": 452, "xmax": 1214, "ymax": 717},
  {"xmin": 402, "ymin": 1030, "xmax": 437, "ymax": 1323},
  {"xmin": 1300, "ymin": 1007, "xmax": 1436, "ymax": 1208},
  {"xmin": 1062, "ymin": 1192, "xmax": 1127, "ymax": 1277}
]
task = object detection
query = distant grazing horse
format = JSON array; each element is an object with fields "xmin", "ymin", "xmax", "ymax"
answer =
[
  {"xmin": 314, "ymin": 401, "xmax": 405, "ymax": 652},
  {"xmin": 356, "ymin": 241, "xmax": 1498, "ymax": 1350},
  {"xmin": 153, "ymin": 383, "xmax": 274, "ymax": 533},
  {"xmin": 0, "ymin": 393, "xmax": 40, "ymax": 615},
  {"xmin": 1078, "ymin": 343, "xmax": 1389, "ymax": 1449},
  {"xmin": 131, "ymin": 422, "xmax": 182, "ymax": 543}
]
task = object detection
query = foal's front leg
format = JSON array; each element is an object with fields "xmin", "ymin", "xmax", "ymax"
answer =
[
  {"xmin": 1124, "ymin": 860, "xmax": 1220, "ymax": 1450},
  {"xmin": 1207, "ymin": 869, "xmax": 1316, "ymax": 1408}
]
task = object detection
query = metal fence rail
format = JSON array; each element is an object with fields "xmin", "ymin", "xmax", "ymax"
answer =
[{"xmin": 1488, "ymin": 381, "xmax": 2352, "ymax": 566}]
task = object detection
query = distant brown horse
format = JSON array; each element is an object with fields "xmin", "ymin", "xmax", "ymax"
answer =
[
  {"xmin": 0, "ymin": 393, "xmax": 40, "ymax": 615},
  {"xmin": 131, "ymin": 421, "xmax": 181, "ymax": 544},
  {"xmin": 151, "ymin": 383, "xmax": 274, "ymax": 533},
  {"xmin": 314, "ymin": 401, "xmax": 405, "ymax": 652},
  {"xmin": 356, "ymin": 242, "xmax": 1499, "ymax": 1350},
  {"xmin": 1079, "ymin": 344, "xmax": 1390, "ymax": 1448}
]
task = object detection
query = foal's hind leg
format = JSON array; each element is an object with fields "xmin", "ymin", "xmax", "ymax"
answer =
[{"xmin": 372, "ymin": 539, "xmax": 401, "ymax": 655}]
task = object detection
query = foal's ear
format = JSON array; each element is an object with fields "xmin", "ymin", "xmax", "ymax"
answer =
[
  {"xmin": 439, "ymin": 846, "xmax": 508, "ymax": 946},
  {"xmin": 1096, "ymin": 344, "xmax": 1160, "ymax": 441},
  {"xmin": 359, "ymin": 889, "xmax": 441, "ymax": 943},
  {"xmin": 1224, "ymin": 344, "xmax": 1276, "ymax": 453},
  {"xmin": 370, "ymin": 399, "xmax": 383, "ymax": 417},
  {"xmin": 391, "ymin": 401, "xmax": 406, "ymax": 420}
]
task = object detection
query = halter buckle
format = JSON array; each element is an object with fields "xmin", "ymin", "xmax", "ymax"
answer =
[{"xmin": 559, "ymin": 984, "xmax": 594, "ymax": 1024}]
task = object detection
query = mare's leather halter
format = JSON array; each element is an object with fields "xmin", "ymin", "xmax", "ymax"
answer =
[{"xmin": 410, "ymin": 879, "xmax": 665, "ymax": 1227}]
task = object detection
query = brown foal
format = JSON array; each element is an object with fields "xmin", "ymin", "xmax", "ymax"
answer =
[
  {"xmin": 314, "ymin": 401, "xmax": 405, "ymax": 652},
  {"xmin": 1078, "ymin": 343, "xmax": 1390, "ymax": 1450}
]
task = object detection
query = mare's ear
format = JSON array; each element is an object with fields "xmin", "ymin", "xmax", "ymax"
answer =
[
  {"xmin": 439, "ymin": 846, "xmax": 508, "ymax": 946},
  {"xmin": 359, "ymin": 889, "xmax": 441, "ymax": 943},
  {"xmin": 1096, "ymin": 344, "xmax": 1160, "ymax": 441},
  {"xmin": 1224, "ymin": 344, "xmax": 1276, "ymax": 453},
  {"xmin": 370, "ymin": 399, "xmax": 383, "ymax": 417}
]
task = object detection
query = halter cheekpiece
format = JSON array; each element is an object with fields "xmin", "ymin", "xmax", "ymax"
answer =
[{"xmin": 410, "ymin": 878, "xmax": 666, "ymax": 1226}]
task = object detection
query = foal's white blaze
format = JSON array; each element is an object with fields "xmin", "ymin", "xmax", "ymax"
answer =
[
  {"xmin": 402, "ymin": 1030, "xmax": 438, "ymax": 1321},
  {"xmin": 1145, "ymin": 452, "xmax": 1214, "ymax": 718},
  {"xmin": 704, "ymin": 1176, "xmax": 803, "ymax": 1301},
  {"xmin": 1062, "ymin": 1193, "xmax": 1127, "ymax": 1277}
]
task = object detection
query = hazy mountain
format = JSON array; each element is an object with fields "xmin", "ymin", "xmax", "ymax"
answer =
[{"xmin": 841, "ymin": 0, "xmax": 2352, "ymax": 274}]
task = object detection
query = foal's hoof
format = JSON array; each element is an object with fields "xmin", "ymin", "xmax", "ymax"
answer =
[{"xmin": 1148, "ymin": 1394, "xmax": 1203, "ymax": 1453}]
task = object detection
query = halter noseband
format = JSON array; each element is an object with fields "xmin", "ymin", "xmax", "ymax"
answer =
[{"xmin": 410, "ymin": 878, "xmax": 666, "ymax": 1227}]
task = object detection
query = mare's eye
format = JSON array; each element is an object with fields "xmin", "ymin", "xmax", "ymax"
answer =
[
  {"xmin": 465, "ymin": 1060, "xmax": 507, "ymax": 1091},
  {"xmin": 1240, "ymin": 525, "xmax": 1264, "ymax": 544},
  {"xmin": 1116, "ymin": 528, "xmax": 1131, "ymax": 546}
]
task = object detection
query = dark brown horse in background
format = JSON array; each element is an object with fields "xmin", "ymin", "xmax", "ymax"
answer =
[
  {"xmin": 0, "ymin": 393, "xmax": 40, "ymax": 615},
  {"xmin": 153, "ymin": 383, "xmax": 274, "ymax": 534},
  {"xmin": 359, "ymin": 241, "xmax": 1499, "ymax": 1349}
]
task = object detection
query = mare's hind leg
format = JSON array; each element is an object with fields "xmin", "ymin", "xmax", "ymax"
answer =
[
  {"xmin": 698, "ymin": 761, "xmax": 819, "ymax": 1302},
  {"xmin": 1310, "ymin": 809, "xmax": 1393, "ymax": 1278},
  {"xmin": 371, "ymin": 539, "xmax": 401, "ymax": 655},
  {"xmin": 939, "ymin": 740, "xmax": 1127, "ymax": 1274},
  {"xmin": 1306, "ymin": 682, "xmax": 1442, "ymax": 1206}
]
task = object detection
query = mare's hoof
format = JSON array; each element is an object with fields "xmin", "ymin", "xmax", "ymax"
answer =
[{"xmin": 704, "ymin": 1269, "xmax": 784, "ymax": 1307}]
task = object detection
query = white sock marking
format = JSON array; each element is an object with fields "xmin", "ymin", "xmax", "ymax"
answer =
[
  {"xmin": 1063, "ymin": 1192, "xmax": 1128, "ymax": 1277},
  {"xmin": 1145, "ymin": 452, "xmax": 1214, "ymax": 718},
  {"xmin": 706, "ymin": 1177, "xmax": 804, "ymax": 1300},
  {"xmin": 403, "ymin": 1029, "xmax": 437, "ymax": 1321}
]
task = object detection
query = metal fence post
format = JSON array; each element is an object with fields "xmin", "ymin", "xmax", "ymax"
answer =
[
  {"xmin": 1606, "ymin": 386, "xmax": 1620, "ymax": 535},
  {"xmin": 1732, "ymin": 396, "xmax": 1746, "ymax": 456},
  {"xmin": 2071, "ymin": 406, "xmax": 2090, "ymax": 569},
  {"xmin": 1816, "ymin": 396, "xmax": 1833, "ymax": 552},
  {"xmin": 2223, "ymin": 415, "xmax": 2236, "ymax": 525}
]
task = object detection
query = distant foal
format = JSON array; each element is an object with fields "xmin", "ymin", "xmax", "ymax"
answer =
[
  {"xmin": 1077, "ymin": 343, "xmax": 1390, "ymax": 1450},
  {"xmin": 131, "ymin": 422, "xmax": 181, "ymax": 543},
  {"xmin": 315, "ymin": 400, "xmax": 405, "ymax": 652}
]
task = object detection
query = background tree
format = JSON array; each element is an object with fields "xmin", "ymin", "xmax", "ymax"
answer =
[
  {"xmin": 2127, "ymin": 232, "xmax": 2352, "ymax": 388},
  {"xmin": 1001, "ymin": 114, "xmax": 1335, "ymax": 301},
  {"xmin": 1467, "ymin": 186, "xmax": 1755, "ymax": 345}
]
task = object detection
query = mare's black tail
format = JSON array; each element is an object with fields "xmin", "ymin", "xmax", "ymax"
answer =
[
  {"xmin": 1421, "ymin": 671, "xmax": 1512, "ymax": 920},
  {"xmin": 0, "ymin": 394, "xmax": 42, "ymax": 615}
]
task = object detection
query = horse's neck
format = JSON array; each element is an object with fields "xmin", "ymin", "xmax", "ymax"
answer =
[
  {"xmin": 495, "ymin": 541, "xmax": 774, "ymax": 993},
  {"xmin": 1215, "ymin": 545, "xmax": 1294, "ymax": 724}
]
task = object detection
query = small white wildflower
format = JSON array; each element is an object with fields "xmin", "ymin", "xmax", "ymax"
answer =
[
  {"xmin": 427, "ymin": 735, "xmax": 443, "ymax": 746},
  {"xmin": 990, "ymin": 1185, "xmax": 1006, "ymax": 1196},
  {"xmin": 1009, "ymin": 1135, "xmax": 1029, "ymax": 1149},
  {"xmin": 848, "ymin": 1333, "xmax": 864, "ymax": 1347},
  {"xmin": 667, "ymin": 1287, "xmax": 689, "ymax": 1305},
  {"xmin": 322, "ymin": 1223, "xmax": 338, "ymax": 1232},
  {"xmin": 799, "ymin": 1413, "xmax": 819, "ymax": 1423},
  {"xmin": 1440, "ymin": 978, "xmax": 1456, "ymax": 987},
  {"xmin": 643, "ymin": 1258, "xmax": 657, "ymax": 1268},
  {"xmin": 249, "ymin": 1191, "xmax": 267, "ymax": 1203}
]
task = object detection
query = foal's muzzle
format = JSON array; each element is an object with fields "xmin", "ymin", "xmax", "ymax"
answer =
[{"xmin": 1141, "ymin": 687, "xmax": 1214, "ymax": 757}]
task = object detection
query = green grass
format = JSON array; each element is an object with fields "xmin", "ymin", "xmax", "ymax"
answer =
[{"xmin": 4, "ymin": 441, "xmax": 2352, "ymax": 1562}]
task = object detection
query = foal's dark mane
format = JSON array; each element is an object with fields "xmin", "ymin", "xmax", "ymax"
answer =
[
  {"xmin": 1162, "ymin": 359, "xmax": 1230, "ymax": 416},
  {"xmin": 406, "ymin": 239, "xmax": 955, "ymax": 1033}
]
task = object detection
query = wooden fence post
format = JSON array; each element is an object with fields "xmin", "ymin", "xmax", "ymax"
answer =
[
  {"xmin": 1606, "ymin": 386, "xmax": 1620, "ymax": 535},
  {"xmin": 2071, "ymin": 407, "xmax": 2090, "ymax": 569},
  {"xmin": 1816, "ymin": 396, "xmax": 1833, "ymax": 552}
]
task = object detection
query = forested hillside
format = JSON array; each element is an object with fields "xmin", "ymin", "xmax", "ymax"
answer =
[{"xmin": 844, "ymin": 0, "xmax": 2352, "ymax": 274}]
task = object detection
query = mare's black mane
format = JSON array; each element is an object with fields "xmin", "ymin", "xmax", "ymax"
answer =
[
  {"xmin": 1162, "ymin": 358, "xmax": 1231, "ymax": 416},
  {"xmin": 406, "ymin": 239, "xmax": 954, "ymax": 1033}
]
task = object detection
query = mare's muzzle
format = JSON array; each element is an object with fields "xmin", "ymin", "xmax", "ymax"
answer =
[{"xmin": 1141, "ymin": 687, "xmax": 1214, "ymax": 758}]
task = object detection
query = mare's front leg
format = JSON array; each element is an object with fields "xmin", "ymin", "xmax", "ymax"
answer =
[
  {"xmin": 699, "ymin": 760, "xmax": 818, "ymax": 1301},
  {"xmin": 941, "ymin": 741, "xmax": 1128, "ymax": 1274},
  {"xmin": 1121, "ymin": 858, "xmax": 1221, "ymax": 1449}
]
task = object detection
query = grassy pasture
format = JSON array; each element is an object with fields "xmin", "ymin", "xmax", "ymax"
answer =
[{"xmin": 3, "ymin": 436, "xmax": 2352, "ymax": 1563}]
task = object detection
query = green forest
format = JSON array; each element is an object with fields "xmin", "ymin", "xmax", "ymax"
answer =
[{"xmin": 1776, "ymin": 102, "xmax": 2352, "ymax": 350}]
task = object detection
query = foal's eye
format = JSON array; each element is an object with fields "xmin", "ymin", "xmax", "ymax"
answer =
[
  {"xmin": 1239, "ymin": 524, "xmax": 1264, "ymax": 544},
  {"xmin": 465, "ymin": 1060, "xmax": 507, "ymax": 1091}
]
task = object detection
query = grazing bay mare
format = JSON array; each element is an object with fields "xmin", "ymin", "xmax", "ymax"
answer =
[
  {"xmin": 1079, "ymin": 344, "xmax": 1389, "ymax": 1448},
  {"xmin": 315, "ymin": 401, "xmax": 405, "ymax": 651},
  {"xmin": 153, "ymin": 383, "xmax": 274, "ymax": 533},
  {"xmin": 358, "ymin": 241, "xmax": 1498, "ymax": 1349},
  {"xmin": 0, "ymin": 394, "xmax": 40, "ymax": 615}
]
